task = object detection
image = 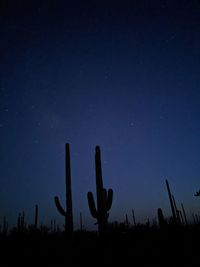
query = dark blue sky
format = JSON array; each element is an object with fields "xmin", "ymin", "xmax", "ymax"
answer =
[{"xmin": 1, "ymin": 0, "xmax": 200, "ymax": 230}]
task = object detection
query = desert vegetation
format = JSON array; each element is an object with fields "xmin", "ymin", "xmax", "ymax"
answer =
[{"xmin": 0, "ymin": 143, "xmax": 200, "ymax": 266}]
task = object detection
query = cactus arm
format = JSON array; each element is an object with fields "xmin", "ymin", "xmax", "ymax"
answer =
[
  {"xmin": 54, "ymin": 196, "xmax": 66, "ymax": 216},
  {"xmin": 87, "ymin": 192, "xmax": 98, "ymax": 218},
  {"xmin": 106, "ymin": 189, "xmax": 113, "ymax": 211}
]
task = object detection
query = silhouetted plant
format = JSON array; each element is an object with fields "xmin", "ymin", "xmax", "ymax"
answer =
[
  {"xmin": 181, "ymin": 203, "xmax": 188, "ymax": 225},
  {"xmin": 87, "ymin": 146, "xmax": 113, "ymax": 236},
  {"xmin": 165, "ymin": 180, "xmax": 178, "ymax": 225},
  {"xmin": 172, "ymin": 195, "xmax": 181, "ymax": 225},
  {"xmin": 125, "ymin": 214, "xmax": 130, "ymax": 228},
  {"xmin": 39, "ymin": 224, "xmax": 50, "ymax": 234},
  {"xmin": 34, "ymin": 204, "xmax": 38, "ymax": 229},
  {"xmin": 50, "ymin": 219, "xmax": 58, "ymax": 232},
  {"xmin": 17, "ymin": 212, "xmax": 25, "ymax": 233},
  {"xmin": 80, "ymin": 212, "xmax": 83, "ymax": 231},
  {"xmin": 53, "ymin": 219, "xmax": 57, "ymax": 232},
  {"xmin": 3, "ymin": 216, "xmax": 8, "ymax": 235},
  {"xmin": 178, "ymin": 209, "xmax": 184, "ymax": 225},
  {"xmin": 157, "ymin": 208, "xmax": 167, "ymax": 229},
  {"xmin": 54, "ymin": 143, "xmax": 74, "ymax": 233},
  {"xmin": 194, "ymin": 190, "xmax": 200, "ymax": 196},
  {"xmin": 192, "ymin": 214, "xmax": 197, "ymax": 225},
  {"xmin": 195, "ymin": 214, "xmax": 200, "ymax": 224},
  {"xmin": 132, "ymin": 209, "xmax": 136, "ymax": 226}
]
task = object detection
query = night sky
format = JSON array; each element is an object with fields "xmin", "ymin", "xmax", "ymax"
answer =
[{"xmin": 1, "ymin": 0, "xmax": 200, "ymax": 230}]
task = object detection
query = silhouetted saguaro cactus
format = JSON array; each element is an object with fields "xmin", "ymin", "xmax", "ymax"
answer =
[
  {"xmin": 54, "ymin": 143, "xmax": 73, "ymax": 233},
  {"xmin": 87, "ymin": 146, "xmax": 113, "ymax": 236}
]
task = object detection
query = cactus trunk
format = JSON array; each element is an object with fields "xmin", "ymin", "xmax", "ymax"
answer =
[
  {"xmin": 65, "ymin": 143, "xmax": 73, "ymax": 233},
  {"xmin": 54, "ymin": 143, "xmax": 73, "ymax": 234}
]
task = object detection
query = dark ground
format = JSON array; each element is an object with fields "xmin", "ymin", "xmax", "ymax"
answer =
[{"xmin": 0, "ymin": 226, "xmax": 199, "ymax": 266}]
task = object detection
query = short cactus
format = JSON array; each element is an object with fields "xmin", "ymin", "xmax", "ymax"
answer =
[{"xmin": 87, "ymin": 146, "xmax": 113, "ymax": 235}]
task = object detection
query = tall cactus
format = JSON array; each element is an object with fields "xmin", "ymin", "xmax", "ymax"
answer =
[
  {"xmin": 87, "ymin": 146, "xmax": 113, "ymax": 235},
  {"xmin": 54, "ymin": 143, "xmax": 73, "ymax": 233}
]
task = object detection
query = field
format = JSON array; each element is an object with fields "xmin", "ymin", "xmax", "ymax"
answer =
[{"xmin": 0, "ymin": 225, "xmax": 199, "ymax": 266}]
